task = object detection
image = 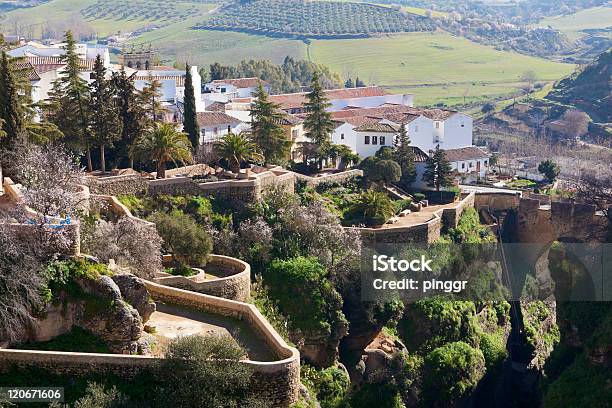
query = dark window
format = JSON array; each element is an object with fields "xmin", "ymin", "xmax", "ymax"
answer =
[
  {"xmin": 372, "ymin": 136, "xmax": 378, "ymax": 145},
  {"xmin": 484, "ymin": 160, "xmax": 488, "ymax": 166},
  {"xmin": 461, "ymin": 163, "xmax": 465, "ymax": 169},
  {"xmin": 364, "ymin": 136, "xmax": 370, "ymax": 145},
  {"xmin": 380, "ymin": 136, "xmax": 386, "ymax": 145},
  {"xmin": 341, "ymin": 133, "xmax": 345, "ymax": 140}
]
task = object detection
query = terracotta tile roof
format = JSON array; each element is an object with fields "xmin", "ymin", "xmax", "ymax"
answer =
[
  {"xmin": 26, "ymin": 56, "xmax": 95, "ymax": 71},
  {"xmin": 279, "ymin": 112, "xmax": 303, "ymax": 126},
  {"xmin": 330, "ymin": 105, "xmax": 413, "ymax": 119},
  {"xmin": 13, "ymin": 61, "xmax": 40, "ymax": 81},
  {"xmin": 410, "ymin": 146, "xmax": 429, "ymax": 162},
  {"xmin": 232, "ymin": 97, "xmax": 252, "ymax": 103},
  {"xmin": 197, "ymin": 111, "xmax": 242, "ymax": 126},
  {"xmin": 406, "ymin": 107, "xmax": 458, "ymax": 121},
  {"xmin": 134, "ymin": 75, "xmax": 186, "ymax": 87},
  {"xmin": 353, "ymin": 122, "xmax": 399, "ymax": 133},
  {"xmin": 206, "ymin": 101, "xmax": 227, "ymax": 112},
  {"xmin": 341, "ymin": 116, "xmax": 381, "ymax": 127},
  {"xmin": 210, "ymin": 77, "xmax": 270, "ymax": 88},
  {"xmin": 33, "ymin": 64, "xmax": 62, "ymax": 74},
  {"xmin": 379, "ymin": 112, "xmax": 421, "ymax": 125},
  {"xmin": 270, "ymin": 86, "xmax": 387, "ymax": 110},
  {"xmin": 443, "ymin": 146, "xmax": 489, "ymax": 162}
]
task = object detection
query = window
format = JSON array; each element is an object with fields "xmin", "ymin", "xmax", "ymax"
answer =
[
  {"xmin": 213, "ymin": 127, "xmax": 218, "ymax": 135},
  {"xmin": 341, "ymin": 133, "xmax": 345, "ymax": 140},
  {"xmin": 380, "ymin": 136, "xmax": 386, "ymax": 145},
  {"xmin": 364, "ymin": 136, "xmax": 370, "ymax": 145},
  {"xmin": 220, "ymin": 87, "xmax": 226, "ymax": 93},
  {"xmin": 461, "ymin": 163, "xmax": 465, "ymax": 169},
  {"xmin": 484, "ymin": 160, "xmax": 488, "ymax": 166},
  {"xmin": 415, "ymin": 125, "xmax": 419, "ymax": 132},
  {"xmin": 469, "ymin": 162, "xmax": 473, "ymax": 167},
  {"xmin": 292, "ymin": 129, "xmax": 299, "ymax": 139},
  {"xmin": 461, "ymin": 123, "xmax": 465, "ymax": 128},
  {"xmin": 435, "ymin": 122, "xmax": 440, "ymax": 129},
  {"xmin": 372, "ymin": 136, "xmax": 378, "ymax": 145}
]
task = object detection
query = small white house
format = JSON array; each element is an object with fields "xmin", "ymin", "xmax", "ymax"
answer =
[
  {"xmin": 197, "ymin": 111, "xmax": 244, "ymax": 145},
  {"xmin": 444, "ymin": 146, "xmax": 490, "ymax": 179},
  {"xmin": 204, "ymin": 78, "xmax": 271, "ymax": 100}
]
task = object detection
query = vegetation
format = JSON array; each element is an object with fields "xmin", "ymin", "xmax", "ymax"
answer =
[
  {"xmin": 182, "ymin": 63, "xmax": 200, "ymax": 149},
  {"xmin": 300, "ymin": 364, "xmax": 350, "ymax": 408},
  {"xmin": 149, "ymin": 211, "xmax": 213, "ymax": 268},
  {"xmin": 423, "ymin": 145, "xmax": 454, "ymax": 191},
  {"xmin": 345, "ymin": 190, "xmax": 396, "ymax": 226},
  {"xmin": 394, "ymin": 124, "xmax": 417, "ymax": 184},
  {"xmin": 134, "ymin": 123, "xmax": 193, "ymax": 179},
  {"xmin": 214, "ymin": 132, "xmax": 263, "ymax": 173},
  {"xmin": 208, "ymin": 57, "xmax": 341, "ymax": 93},
  {"xmin": 303, "ymin": 71, "xmax": 334, "ymax": 168},
  {"xmin": 250, "ymin": 84, "xmax": 291, "ymax": 164},
  {"xmin": 538, "ymin": 159, "xmax": 561, "ymax": 183},
  {"xmin": 199, "ymin": 0, "xmax": 434, "ymax": 38}
]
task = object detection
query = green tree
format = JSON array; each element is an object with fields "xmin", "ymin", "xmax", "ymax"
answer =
[
  {"xmin": 250, "ymin": 83, "xmax": 290, "ymax": 164},
  {"xmin": 394, "ymin": 123, "xmax": 416, "ymax": 183},
  {"xmin": 134, "ymin": 123, "xmax": 193, "ymax": 179},
  {"xmin": 182, "ymin": 64, "xmax": 200, "ymax": 149},
  {"xmin": 112, "ymin": 68, "xmax": 147, "ymax": 169},
  {"xmin": 344, "ymin": 77, "xmax": 355, "ymax": 88},
  {"xmin": 538, "ymin": 159, "xmax": 560, "ymax": 183},
  {"xmin": 45, "ymin": 31, "xmax": 92, "ymax": 169},
  {"xmin": 214, "ymin": 131, "xmax": 263, "ymax": 173},
  {"xmin": 329, "ymin": 144, "xmax": 359, "ymax": 170},
  {"xmin": 423, "ymin": 145, "xmax": 454, "ymax": 191},
  {"xmin": 347, "ymin": 190, "xmax": 396, "ymax": 225},
  {"xmin": 140, "ymin": 75, "xmax": 165, "ymax": 124},
  {"xmin": 149, "ymin": 211, "xmax": 212, "ymax": 269},
  {"xmin": 0, "ymin": 51, "xmax": 26, "ymax": 147},
  {"xmin": 303, "ymin": 71, "xmax": 335, "ymax": 168},
  {"xmin": 89, "ymin": 55, "xmax": 121, "ymax": 173}
]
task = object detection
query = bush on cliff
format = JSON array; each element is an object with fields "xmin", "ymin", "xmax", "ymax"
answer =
[{"xmin": 422, "ymin": 341, "xmax": 486, "ymax": 406}]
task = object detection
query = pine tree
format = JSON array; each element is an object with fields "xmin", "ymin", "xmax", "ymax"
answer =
[
  {"xmin": 250, "ymin": 83, "xmax": 290, "ymax": 164},
  {"xmin": 0, "ymin": 51, "xmax": 26, "ymax": 147},
  {"xmin": 112, "ymin": 68, "xmax": 147, "ymax": 169},
  {"xmin": 303, "ymin": 71, "xmax": 335, "ymax": 168},
  {"xmin": 45, "ymin": 31, "xmax": 92, "ymax": 169},
  {"xmin": 89, "ymin": 55, "xmax": 122, "ymax": 173},
  {"xmin": 183, "ymin": 63, "xmax": 200, "ymax": 149},
  {"xmin": 355, "ymin": 77, "xmax": 366, "ymax": 87},
  {"xmin": 344, "ymin": 77, "xmax": 355, "ymax": 88},
  {"xmin": 140, "ymin": 75, "xmax": 165, "ymax": 124},
  {"xmin": 423, "ymin": 145, "xmax": 454, "ymax": 191},
  {"xmin": 394, "ymin": 123, "xmax": 416, "ymax": 183}
]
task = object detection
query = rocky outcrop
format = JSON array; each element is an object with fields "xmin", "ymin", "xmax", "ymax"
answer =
[{"xmin": 111, "ymin": 273, "xmax": 156, "ymax": 323}]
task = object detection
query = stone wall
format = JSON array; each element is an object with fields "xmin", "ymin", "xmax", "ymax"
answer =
[
  {"xmin": 0, "ymin": 281, "xmax": 300, "ymax": 407},
  {"xmin": 440, "ymin": 192, "xmax": 475, "ymax": 230},
  {"xmin": 474, "ymin": 192, "xmax": 521, "ymax": 212},
  {"xmin": 294, "ymin": 169, "xmax": 363, "ymax": 188},
  {"xmin": 154, "ymin": 255, "xmax": 251, "ymax": 302},
  {"xmin": 354, "ymin": 215, "xmax": 442, "ymax": 245},
  {"xmin": 84, "ymin": 174, "xmax": 150, "ymax": 196}
]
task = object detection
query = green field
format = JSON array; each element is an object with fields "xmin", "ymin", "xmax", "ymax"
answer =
[
  {"xmin": 308, "ymin": 32, "xmax": 575, "ymax": 105},
  {"xmin": 537, "ymin": 6, "xmax": 612, "ymax": 40}
]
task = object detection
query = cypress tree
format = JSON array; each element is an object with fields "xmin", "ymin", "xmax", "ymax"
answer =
[
  {"xmin": 250, "ymin": 83, "xmax": 290, "ymax": 164},
  {"xmin": 0, "ymin": 51, "xmax": 26, "ymax": 146},
  {"xmin": 345, "ymin": 78, "xmax": 355, "ymax": 88},
  {"xmin": 303, "ymin": 71, "xmax": 334, "ymax": 168},
  {"xmin": 423, "ymin": 145, "xmax": 454, "ymax": 191},
  {"xmin": 89, "ymin": 55, "xmax": 122, "ymax": 173},
  {"xmin": 183, "ymin": 63, "xmax": 200, "ymax": 149},
  {"xmin": 45, "ymin": 31, "xmax": 92, "ymax": 169},
  {"xmin": 394, "ymin": 123, "xmax": 416, "ymax": 183},
  {"xmin": 140, "ymin": 75, "xmax": 165, "ymax": 124}
]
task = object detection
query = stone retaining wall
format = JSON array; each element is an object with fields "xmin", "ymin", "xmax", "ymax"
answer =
[
  {"xmin": 0, "ymin": 282, "xmax": 300, "ymax": 407},
  {"xmin": 84, "ymin": 174, "xmax": 150, "ymax": 196},
  {"xmin": 354, "ymin": 215, "xmax": 442, "ymax": 245},
  {"xmin": 440, "ymin": 192, "xmax": 475, "ymax": 230},
  {"xmin": 294, "ymin": 169, "xmax": 363, "ymax": 188},
  {"xmin": 474, "ymin": 192, "xmax": 521, "ymax": 212},
  {"xmin": 154, "ymin": 255, "xmax": 251, "ymax": 302}
]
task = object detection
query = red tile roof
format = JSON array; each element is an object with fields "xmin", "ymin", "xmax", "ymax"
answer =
[
  {"xmin": 443, "ymin": 146, "xmax": 489, "ymax": 162},
  {"xmin": 135, "ymin": 75, "xmax": 185, "ymax": 87},
  {"xmin": 197, "ymin": 111, "xmax": 242, "ymax": 126},
  {"xmin": 270, "ymin": 86, "xmax": 387, "ymax": 110},
  {"xmin": 353, "ymin": 122, "xmax": 399, "ymax": 133},
  {"xmin": 210, "ymin": 77, "xmax": 270, "ymax": 89},
  {"xmin": 411, "ymin": 146, "xmax": 430, "ymax": 162},
  {"xmin": 26, "ymin": 56, "xmax": 95, "ymax": 71},
  {"xmin": 14, "ymin": 61, "xmax": 40, "ymax": 81}
]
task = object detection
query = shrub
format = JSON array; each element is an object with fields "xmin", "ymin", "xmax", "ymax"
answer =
[
  {"xmin": 413, "ymin": 192, "xmax": 426, "ymax": 202},
  {"xmin": 479, "ymin": 331, "xmax": 508, "ymax": 369},
  {"xmin": 266, "ymin": 257, "xmax": 347, "ymax": 336},
  {"xmin": 423, "ymin": 341, "xmax": 486, "ymax": 405},
  {"xmin": 301, "ymin": 364, "xmax": 350, "ymax": 408},
  {"xmin": 345, "ymin": 191, "xmax": 396, "ymax": 226},
  {"xmin": 393, "ymin": 198, "xmax": 412, "ymax": 213},
  {"xmin": 149, "ymin": 211, "xmax": 212, "ymax": 267}
]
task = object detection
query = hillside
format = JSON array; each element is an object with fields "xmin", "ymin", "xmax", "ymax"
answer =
[
  {"xmin": 547, "ymin": 49, "xmax": 611, "ymax": 123},
  {"xmin": 197, "ymin": 0, "xmax": 435, "ymax": 39}
]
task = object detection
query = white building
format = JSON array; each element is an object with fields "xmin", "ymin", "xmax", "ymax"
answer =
[
  {"xmin": 196, "ymin": 111, "xmax": 245, "ymax": 145},
  {"xmin": 8, "ymin": 41, "xmax": 110, "ymax": 68},
  {"xmin": 204, "ymin": 78, "xmax": 271, "ymax": 101},
  {"xmin": 444, "ymin": 146, "xmax": 490, "ymax": 180}
]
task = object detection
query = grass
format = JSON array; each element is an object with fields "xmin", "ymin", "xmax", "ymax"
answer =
[
  {"xmin": 536, "ymin": 6, "xmax": 612, "ymax": 40},
  {"xmin": 401, "ymin": 6, "xmax": 447, "ymax": 18},
  {"xmin": 308, "ymin": 31, "xmax": 575, "ymax": 106}
]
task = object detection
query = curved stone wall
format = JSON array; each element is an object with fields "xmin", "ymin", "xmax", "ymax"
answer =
[{"xmin": 155, "ymin": 255, "xmax": 251, "ymax": 302}]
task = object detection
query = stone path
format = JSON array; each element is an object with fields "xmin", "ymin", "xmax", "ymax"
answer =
[{"xmin": 149, "ymin": 303, "xmax": 276, "ymax": 362}]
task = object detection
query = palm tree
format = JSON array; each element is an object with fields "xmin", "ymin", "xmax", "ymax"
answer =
[
  {"xmin": 214, "ymin": 132, "xmax": 263, "ymax": 173},
  {"xmin": 348, "ymin": 190, "xmax": 396, "ymax": 225},
  {"xmin": 134, "ymin": 123, "xmax": 193, "ymax": 179}
]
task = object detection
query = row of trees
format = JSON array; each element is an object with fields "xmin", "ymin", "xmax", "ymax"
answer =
[{"xmin": 1, "ymin": 31, "xmax": 201, "ymax": 177}]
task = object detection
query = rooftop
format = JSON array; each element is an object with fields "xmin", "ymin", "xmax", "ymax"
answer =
[
  {"xmin": 443, "ymin": 146, "xmax": 489, "ymax": 162},
  {"xmin": 210, "ymin": 77, "xmax": 270, "ymax": 89},
  {"xmin": 197, "ymin": 111, "xmax": 242, "ymax": 126},
  {"xmin": 270, "ymin": 86, "xmax": 387, "ymax": 110}
]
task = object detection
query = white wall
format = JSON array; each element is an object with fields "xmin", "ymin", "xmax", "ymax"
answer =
[
  {"xmin": 331, "ymin": 123, "xmax": 357, "ymax": 152},
  {"xmin": 438, "ymin": 114, "xmax": 473, "ymax": 150},
  {"xmin": 451, "ymin": 158, "xmax": 489, "ymax": 177},
  {"xmin": 200, "ymin": 122, "xmax": 242, "ymax": 144},
  {"xmin": 353, "ymin": 131, "xmax": 395, "ymax": 158},
  {"xmin": 328, "ymin": 94, "xmax": 413, "ymax": 112}
]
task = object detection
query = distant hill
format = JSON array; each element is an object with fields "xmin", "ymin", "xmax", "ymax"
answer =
[{"xmin": 547, "ymin": 49, "xmax": 611, "ymax": 123}]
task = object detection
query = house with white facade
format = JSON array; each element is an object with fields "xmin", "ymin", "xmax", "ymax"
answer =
[
  {"xmin": 444, "ymin": 146, "xmax": 490, "ymax": 181},
  {"xmin": 204, "ymin": 78, "xmax": 272, "ymax": 102},
  {"xmin": 197, "ymin": 111, "xmax": 245, "ymax": 145},
  {"xmin": 8, "ymin": 41, "xmax": 110, "ymax": 68},
  {"xmin": 132, "ymin": 65, "xmax": 204, "ymax": 112}
]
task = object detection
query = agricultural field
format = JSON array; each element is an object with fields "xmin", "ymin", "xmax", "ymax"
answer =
[
  {"xmin": 308, "ymin": 32, "xmax": 576, "ymax": 106},
  {"xmin": 198, "ymin": 0, "xmax": 435, "ymax": 38},
  {"xmin": 537, "ymin": 6, "xmax": 612, "ymax": 40}
]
